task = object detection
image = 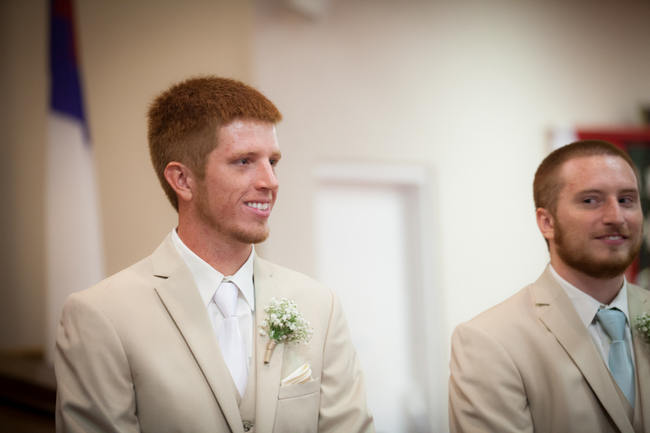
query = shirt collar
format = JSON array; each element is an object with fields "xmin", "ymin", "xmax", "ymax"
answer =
[
  {"xmin": 171, "ymin": 229, "xmax": 255, "ymax": 312},
  {"xmin": 549, "ymin": 264, "xmax": 630, "ymax": 328}
]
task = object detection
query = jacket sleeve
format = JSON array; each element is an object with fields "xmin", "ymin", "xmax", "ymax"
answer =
[
  {"xmin": 318, "ymin": 291, "xmax": 375, "ymax": 433},
  {"xmin": 55, "ymin": 293, "xmax": 141, "ymax": 433},
  {"xmin": 449, "ymin": 322, "xmax": 533, "ymax": 433}
]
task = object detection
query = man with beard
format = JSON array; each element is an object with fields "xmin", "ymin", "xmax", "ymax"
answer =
[
  {"xmin": 55, "ymin": 77, "xmax": 374, "ymax": 433},
  {"xmin": 449, "ymin": 140, "xmax": 650, "ymax": 433}
]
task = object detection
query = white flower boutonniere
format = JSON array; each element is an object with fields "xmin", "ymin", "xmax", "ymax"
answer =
[
  {"xmin": 636, "ymin": 312, "xmax": 650, "ymax": 343},
  {"xmin": 259, "ymin": 297, "xmax": 313, "ymax": 364}
]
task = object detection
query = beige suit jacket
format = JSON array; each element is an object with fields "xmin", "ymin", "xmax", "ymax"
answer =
[
  {"xmin": 449, "ymin": 267, "xmax": 650, "ymax": 433},
  {"xmin": 55, "ymin": 234, "xmax": 374, "ymax": 433}
]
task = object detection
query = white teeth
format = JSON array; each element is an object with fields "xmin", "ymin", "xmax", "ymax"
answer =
[
  {"xmin": 605, "ymin": 235, "xmax": 622, "ymax": 240},
  {"xmin": 247, "ymin": 202, "xmax": 269, "ymax": 210}
]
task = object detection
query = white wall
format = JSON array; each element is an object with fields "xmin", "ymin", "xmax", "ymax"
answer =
[
  {"xmin": 254, "ymin": 0, "xmax": 650, "ymax": 425},
  {"xmin": 0, "ymin": 0, "xmax": 253, "ymax": 351},
  {"xmin": 77, "ymin": 0, "xmax": 253, "ymax": 274},
  {"xmin": 0, "ymin": 1, "xmax": 47, "ymax": 352}
]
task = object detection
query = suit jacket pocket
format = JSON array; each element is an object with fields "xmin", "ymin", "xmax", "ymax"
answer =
[
  {"xmin": 274, "ymin": 379, "xmax": 321, "ymax": 433},
  {"xmin": 277, "ymin": 378, "xmax": 320, "ymax": 400}
]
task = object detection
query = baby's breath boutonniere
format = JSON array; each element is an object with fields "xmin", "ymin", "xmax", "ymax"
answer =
[
  {"xmin": 259, "ymin": 297, "xmax": 313, "ymax": 364},
  {"xmin": 636, "ymin": 312, "xmax": 650, "ymax": 343}
]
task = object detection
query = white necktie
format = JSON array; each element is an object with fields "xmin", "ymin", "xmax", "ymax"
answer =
[{"xmin": 214, "ymin": 280, "xmax": 248, "ymax": 396}]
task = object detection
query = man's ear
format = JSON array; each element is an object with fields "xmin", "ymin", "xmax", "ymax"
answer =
[
  {"xmin": 163, "ymin": 162, "xmax": 195, "ymax": 204},
  {"xmin": 536, "ymin": 207, "xmax": 555, "ymax": 242}
]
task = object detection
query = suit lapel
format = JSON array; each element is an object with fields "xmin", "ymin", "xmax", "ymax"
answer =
[
  {"xmin": 253, "ymin": 257, "xmax": 285, "ymax": 433},
  {"xmin": 150, "ymin": 235, "xmax": 244, "ymax": 433},
  {"xmin": 628, "ymin": 284, "xmax": 650, "ymax": 432},
  {"xmin": 532, "ymin": 268, "xmax": 634, "ymax": 433}
]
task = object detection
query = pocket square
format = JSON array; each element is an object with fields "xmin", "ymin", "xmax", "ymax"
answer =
[{"xmin": 281, "ymin": 362, "xmax": 312, "ymax": 386}]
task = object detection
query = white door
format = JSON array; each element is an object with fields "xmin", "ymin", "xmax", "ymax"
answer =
[{"xmin": 313, "ymin": 163, "xmax": 436, "ymax": 433}]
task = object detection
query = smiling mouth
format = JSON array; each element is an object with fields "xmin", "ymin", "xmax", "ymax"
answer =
[
  {"xmin": 245, "ymin": 202, "xmax": 270, "ymax": 210},
  {"xmin": 594, "ymin": 234, "xmax": 629, "ymax": 242}
]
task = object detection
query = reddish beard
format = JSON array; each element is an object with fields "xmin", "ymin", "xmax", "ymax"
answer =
[
  {"xmin": 553, "ymin": 220, "xmax": 641, "ymax": 279},
  {"xmin": 195, "ymin": 183, "xmax": 271, "ymax": 245}
]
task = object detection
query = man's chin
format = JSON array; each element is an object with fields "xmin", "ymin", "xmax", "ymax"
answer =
[
  {"xmin": 233, "ymin": 228, "xmax": 270, "ymax": 245},
  {"xmin": 583, "ymin": 264, "xmax": 630, "ymax": 279},
  {"xmin": 571, "ymin": 256, "xmax": 635, "ymax": 279}
]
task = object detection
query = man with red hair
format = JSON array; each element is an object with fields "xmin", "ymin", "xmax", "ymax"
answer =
[
  {"xmin": 449, "ymin": 140, "xmax": 650, "ymax": 432},
  {"xmin": 55, "ymin": 76, "xmax": 374, "ymax": 433}
]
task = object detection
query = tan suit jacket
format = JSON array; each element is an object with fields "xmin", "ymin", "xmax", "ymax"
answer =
[
  {"xmin": 449, "ymin": 267, "xmax": 650, "ymax": 433},
  {"xmin": 55, "ymin": 234, "xmax": 374, "ymax": 433}
]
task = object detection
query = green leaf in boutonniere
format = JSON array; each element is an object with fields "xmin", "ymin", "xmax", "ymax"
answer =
[
  {"xmin": 259, "ymin": 297, "xmax": 313, "ymax": 364},
  {"xmin": 635, "ymin": 312, "xmax": 650, "ymax": 343}
]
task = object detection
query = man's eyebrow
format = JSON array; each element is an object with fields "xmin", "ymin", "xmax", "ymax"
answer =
[
  {"xmin": 574, "ymin": 189, "xmax": 603, "ymax": 196},
  {"xmin": 231, "ymin": 150, "xmax": 264, "ymax": 157},
  {"xmin": 230, "ymin": 151, "xmax": 255, "ymax": 159},
  {"xmin": 573, "ymin": 188, "xmax": 639, "ymax": 196}
]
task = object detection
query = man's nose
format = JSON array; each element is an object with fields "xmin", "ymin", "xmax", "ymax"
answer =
[
  {"xmin": 602, "ymin": 198, "xmax": 624, "ymax": 224},
  {"xmin": 255, "ymin": 161, "xmax": 279, "ymax": 190}
]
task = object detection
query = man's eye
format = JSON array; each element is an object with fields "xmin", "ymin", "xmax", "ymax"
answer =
[
  {"xmin": 269, "ymin": 158, "xmax": 278, "ymax": 166},
  {"xmin": 583, "ymin": 198, "xmax": 595, "ymax": 204},
  {"xmin": 619, "ymin": 196, "xmax": 636, "ymax": 205},
  {"xmin": 237, "ymin": 158, "xmax": 249, "ymax": 165}
]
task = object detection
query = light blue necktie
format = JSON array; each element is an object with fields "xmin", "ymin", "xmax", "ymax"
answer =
[{"xmin": 596, "ymin": 308, "xmax": 635, "ymax": 407}]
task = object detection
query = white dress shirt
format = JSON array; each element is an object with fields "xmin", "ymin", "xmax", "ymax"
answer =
[
  {"xmin": 171, "ymin": 229, "xmax": 255, "ymax": 362},
  {"xmin": 549, "ymin": 265, "xmax": 636, "ymax": 368}
]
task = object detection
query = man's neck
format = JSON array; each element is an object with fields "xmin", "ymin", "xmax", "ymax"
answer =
[
  {"xmin": 550, "ymin": 259, "xmax": 624, "ymax": 305},
  {"xmin": 176, "ymin": 223, "xmax": 252, "ymax": 276}
]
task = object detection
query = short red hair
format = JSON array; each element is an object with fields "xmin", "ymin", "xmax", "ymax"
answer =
[
  {"xmin": 147, "ymin": 76, "xmax": 282, "ymax": 210},
  {"xmin": 533, "ymin": 139, "xmax": 638, "ymax": 215}
]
